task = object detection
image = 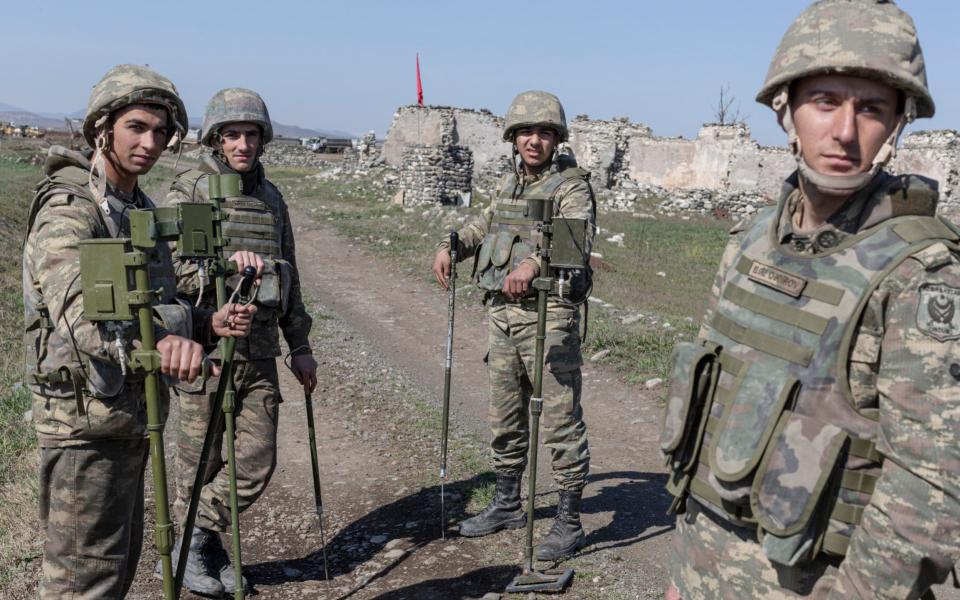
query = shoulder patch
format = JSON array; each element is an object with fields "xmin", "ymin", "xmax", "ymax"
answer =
[
  {"xmin": 911, "ymin": 241, "xmax": 956, "ymax": 271},
  {"xmin": 916, "ymin": 282, "xmax": 960, "ymax": 341}
]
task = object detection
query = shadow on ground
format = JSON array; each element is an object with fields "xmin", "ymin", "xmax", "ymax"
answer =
[{"xmin": 245, "ymin": 470, "xmax": 673, "ymax": 597}]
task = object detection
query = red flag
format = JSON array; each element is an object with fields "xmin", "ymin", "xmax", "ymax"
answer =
[{"xmin": 416, "ymin": 54, "xmax": 424, "ymax": 106}]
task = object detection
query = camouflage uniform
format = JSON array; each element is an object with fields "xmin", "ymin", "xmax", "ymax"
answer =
[
  {"xmin": 23, "ymin": 65, "xmax": 203, "ymax": 599},
  {"xmin": 667, "ymin": 173, "xmax": 960, "ymax": 599},
  {"xmin": 443, "ymin": 91, "xmax": 594, "ymax": 493},
  {"xmin": 447, "ymin": 163, "xmax": 594, "ymax": 490},
  {"xmin": 664, "ymin": 2, "xmax": 960, "ymax": 598},
  {"xmin": 165, "ymin": 97, "xmax": 312, "ymax": 533}
]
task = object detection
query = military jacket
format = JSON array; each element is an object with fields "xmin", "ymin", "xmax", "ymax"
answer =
[
  {"xmin": 23, "ymin": 146, "xmax": 206, "ymax": 446},
  {"xmin": 664, "ymin": 172, "xmax": 960, "ymax": 597},
  {"xmin": 165, "ymin": 154, "xmax": 312, "ymax": 361},
  {"xmin": 441, "ymin": 154, "xmax": 595, "ymax": 305}
]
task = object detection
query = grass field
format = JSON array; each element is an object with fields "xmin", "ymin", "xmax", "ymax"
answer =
[
  {"xmin": 0, "ymin": 144, "xmax": 45, "ymax": 584},
  {"xmin": 0, "ymin": 142, "xmax": 176, "ymax": 585},
  {"xmin": 272, "ymin": 166, "xmax": 730, "ymax": 384}
]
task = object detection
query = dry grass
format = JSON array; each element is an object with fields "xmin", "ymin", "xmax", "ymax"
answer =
[
  {"xmin": 0, "ymin": 145, "xmax": 44, "ymax": 584},
  {"xmin": 0, "ymin": 144, "xmax": 178, "ymax": 585},
  {"xmin": 272, "ymin": 167, "xmax": 731, "ymax": 382}
]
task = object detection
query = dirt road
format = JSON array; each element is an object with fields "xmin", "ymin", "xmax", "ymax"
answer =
[{"xmin": 130, "ymin": 201, "xmax": 672, "ymax": 599}]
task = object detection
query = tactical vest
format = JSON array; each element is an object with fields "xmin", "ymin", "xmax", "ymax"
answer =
[
  {"xmin": 661, "ymin": 202, "xmax": 960, "ymax": 567},
  {"xmin": 475, "ymin": 164, "xmax": 592, "ymax": 303},
  {"xmin": 171, "ymin": 167, "xmax": 284, "ymax": 260},
  {"xmin": 171, "ymin": 164, "xmax": 289, "ymax": 360},
  {"xmin": 24, "ymin": 163, "xmax": 178, "ymax": 401}
]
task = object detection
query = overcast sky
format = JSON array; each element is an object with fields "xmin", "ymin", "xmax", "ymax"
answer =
[{"xmin": 3, "ymin": 0, "xmax": 958, "ymax": 145}]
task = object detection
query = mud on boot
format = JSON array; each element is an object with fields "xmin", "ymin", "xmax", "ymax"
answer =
[
  {"xmin": 458, "ymin": 472, "xmax": 526, "ymax": 537},
  {"xmin": 155, "ymin": 526, "xmax": 225, "ymax": 597},
  {"xmin": 536, "ymin": 489, "xmax": 586, "ymax": 561}
]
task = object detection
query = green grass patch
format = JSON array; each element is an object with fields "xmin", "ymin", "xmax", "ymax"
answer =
[
  {"xmin": 0, "ymin": 144, "xmax": 44, "ymax": 584},
  {"xmin": 591, "ymin": 212, "xmax": 728, "ymax": 320}
]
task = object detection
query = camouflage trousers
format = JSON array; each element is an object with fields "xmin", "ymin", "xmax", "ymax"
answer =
[
  {"xmin": 670, "ymin": 499, "xmax": 840, "ymax": 599},
  {"xmin": 173, "ymin": 358, "xmax": 280, "ymax": 532},
  {"xmin": 486, "ymin": 300, "xmax": 589, "ymax": 491},
  {"xmin": 38, "ymin": 438, "xmax": 149, "ymax": 599}
]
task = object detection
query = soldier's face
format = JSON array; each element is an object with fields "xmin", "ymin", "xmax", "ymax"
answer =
[
  {"xmin": 791, "ymin": 75, "xmax": 899, "ymax": 181},
  {"xmin": 514, "ymin": 126, "xmax": 559, "ymax": 171},
  {"xmin": 219, "ymin": 122, "xmax": 262, "ymax": 173},
  {"xmin": 107, "ymin": 104, "xmax": 169, "ymax": 176}
]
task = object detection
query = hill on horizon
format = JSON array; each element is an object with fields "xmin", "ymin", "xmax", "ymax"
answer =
[{"xmin": 1, "ymin": 101, "xmax": 355, "ymax": 139}]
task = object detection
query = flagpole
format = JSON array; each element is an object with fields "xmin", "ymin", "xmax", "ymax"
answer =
[{"xmin": 416, "ymin": 53, "xmax": 423, "ymax": 144}]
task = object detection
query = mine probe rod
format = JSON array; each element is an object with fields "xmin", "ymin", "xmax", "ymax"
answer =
[
  {"xmin": 304, "ymin": 386, "xmax": 330, "ymax": 579},
  {"xmin": 440, "ymin": 230, "xmax": 459, "ymax": 539}
]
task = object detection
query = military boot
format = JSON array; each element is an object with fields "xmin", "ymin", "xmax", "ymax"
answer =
[
  {"xmin": 154, "ymin": 526, "xmax": 224, "ymax": 597},
  {"xmin": 458, "ymin": 473, "xmax": 526, "ymax": 537},
  {"xmin": 536, "ymin": 489, "xmax": 586, "ymax": 561},
  {"xmin": 219, "ymin": 559, "xmax": 250, "ymax": 595}
]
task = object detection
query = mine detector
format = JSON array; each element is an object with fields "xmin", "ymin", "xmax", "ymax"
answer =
[
  {"xmin": 174, "ymin": 173, "xmax": 257, "ymax": 600},
  {"xmin": 504, "ymin": 199, "xmax": 590, "ymax": 595},
  {"xmin": 77, "ymin": 200, "xmax": 225, "ymax": 600},
  {"xmin": 79, "ymin": 184, "xmax": 256, "ymax": 599}
]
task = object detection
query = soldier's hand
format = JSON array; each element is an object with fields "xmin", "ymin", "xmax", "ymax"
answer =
[
  {"xmin": 229, "ymin": 250, "xmax": 264, "ymax": 282},
  {"xmin": 502, "ymin": 262, "xmax": 537, "ymax": 300},
  {"xmin": 290, "ymin": 353, "xmax": 318, "ymax": 393},
  {"xmin": 212, "ymin": 303, "xmax": 258, "ymax": 338},
  {"xmin": 665, "ymin": 583, "xmax": 682, "ymax": 600},
  {"xmin": 157, "ymin": 335, "xmax": 209, "ymax": 382},
  {"xmin": 433, "ymin": 249, "xmax": 452, "ymax": 290}
]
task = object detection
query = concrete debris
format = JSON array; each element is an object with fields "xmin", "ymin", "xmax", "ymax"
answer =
[{"xmin": 645, "ymin": 378, "xmax": 663, "ymax": 390}]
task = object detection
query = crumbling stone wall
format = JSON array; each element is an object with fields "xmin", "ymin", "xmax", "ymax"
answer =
[
  {"xmin": 260, "ymin": 142, "xmax": 327, "ymax": 169},
  {"xmin": 383, "ymin": 105, "xmax": 509, "ymax": 172},
  {"xmin": 342, "ymin": 131, "xmax": 382, "ymax": 170},
  {"xmin": 399, "ymin": 144, "xmax": 474, "ymax": 205},
  {"xmin": 383, "ymin": 103, "xmax": 960, "ymax": 214},
  {"xmin": 892, "ymin": 130, "xmax": 960, "ymax": 206},
  {"xmin": 568, "ymin": 116, "xmax": 652, "ymax": 188}
]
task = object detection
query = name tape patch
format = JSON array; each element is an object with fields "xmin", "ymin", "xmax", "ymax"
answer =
[{"xmin": 747, "ymin": 261, "xmax": 808, "ymax": 298}]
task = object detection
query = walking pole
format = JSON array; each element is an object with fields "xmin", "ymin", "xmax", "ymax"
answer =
[
  {"xmin": 505, "ymin": 198, "xmax": 573, "ymax": 594},
  {"xmin": 439, "ymin": 231, "xmax": 458, "ymax": 539},
  {"xmin": 304, "ymin": 386, "xmax": 331, "ymax": 579}
]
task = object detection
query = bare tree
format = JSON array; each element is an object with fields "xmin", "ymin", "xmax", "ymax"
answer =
[{"xmin": 714, "ymin": 84, "xmax": 741, "ymax": 125}]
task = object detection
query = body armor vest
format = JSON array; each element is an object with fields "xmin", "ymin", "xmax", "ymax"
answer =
[
  {"xmin": 475, "ymin": 162, "xmax": 592, "ymax": 303},
  {"xmin": 25, "ymin": 155, "xmax": 178, "ymax": 401},
  {"xmin": 171, "ymin": 164, "xmax": 283, "ymax": 261},
  {"xmin": 171, "ymin": 160, "xmax": 288, "ymax": 360},
  {"xmin": 662, "ymin": 196, "xmax": 959, "ymax": 566}
]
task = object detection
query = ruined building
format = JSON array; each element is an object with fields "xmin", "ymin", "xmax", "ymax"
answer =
[{"xmin": 384, "ymin": 104, "xmax": 960, "ymax": 216}]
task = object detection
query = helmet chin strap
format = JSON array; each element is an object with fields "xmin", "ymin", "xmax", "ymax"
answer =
[{"xmin": 773, "ymin": 86, "xmax": 917, "ymax": 196}]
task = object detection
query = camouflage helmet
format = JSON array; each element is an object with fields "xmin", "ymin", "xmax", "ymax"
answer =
[
  {"xmin": 756, "ymin": 0, "xmax": 934, "ymax": 118},
  {"xmin": 502, "ymin": 90, "xmax": 568, "ymax": 142},
  {"xmin": 83, "ymin": 64, "xmax": 188, "ymax": 148},
  {"xmin": 201, "ymin": 88, "xmax": 273, "ymax": 147}
]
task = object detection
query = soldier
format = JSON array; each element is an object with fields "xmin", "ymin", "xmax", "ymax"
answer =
[
  {"xmin": 162, "ymin": 88, "xmax": 316, "ymax": 595},
  {"xmin": 432, "ymin": 90, "xmax": 595, "ymax": 561},
  {"xmin": 22, "ymin": 64, "xmax": 255, "ymax": 599},
  {"xmin": 662, "ymin": 1, "xmax": 960, "ymax": 598}
]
